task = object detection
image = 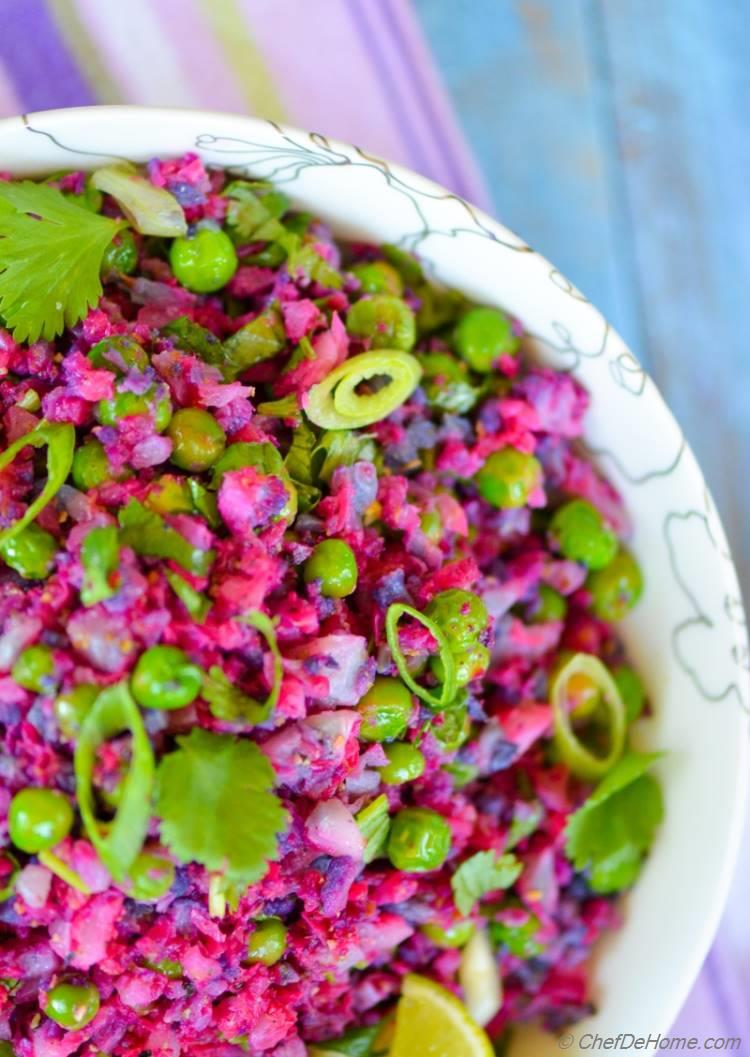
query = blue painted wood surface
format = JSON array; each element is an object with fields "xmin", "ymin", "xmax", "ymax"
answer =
[
  {"xmin": 416, "ymin": 0, "xmax": 750, "ymax": 589},
  {"xmin": 416, "ymin": 0, "xmax": 750, "ymax": 1035}
]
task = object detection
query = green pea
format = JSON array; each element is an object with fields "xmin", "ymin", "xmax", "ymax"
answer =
[
  {"xmin": 72, "ymin": 440, "xmax": 117, "ymax": 491},
  {"xmin": 101, "ymin": 229, "xmax": 138, "ymax": 276},
  {"xmin": 246, "ymin": 917, "xmax": 287, "ymax": 966},
  {"xmin": 587, "ymin": 549, "xmax": 643, "ymax": 622},
  {"xmin": 12, "ymin": 644, "xmax": 57, "ymax": 694},
  {"xmin": 45, "ymin": 981, "xmax": 100, "ymax": 1030},
  {"xmin": 381, "ymin": 243, "xmax": 424, "ymax": 286},
  {"xmin": 131, "ymin": 645, "xmax": 203, "ymax": 711},
  {"xmin": 54, "ymin": 684, "xmax": 100, "ymax": 739},
  {"xmin": 416, "ymin": 284, "xmax": 466, "ymax": 334},
  {"xmin": 464, "ymin": 645, "xmax": 489, "ymax": 689},
  {"xmin": 9, "ymin": 787, "xmax": 74, "ymax": 853},
  {"xmin": 425, "ymin": 589, "xmax": 489, "ymax": 650},
  {"xmin": 128, "ymin": 850, "xmax": 175, "ymax": 902},
  {"xmin": 145, "ymin": 474, "xmax": 193, "ymax": 516},
  {"xmin": 614, "ymin": 665, "xmax": 646, "ymax": 724},
  {"xmin": 379, "ymin": 742, "xmax": 425, "ymax": 785},
  {"xmin": 168, "ymin": 408, "xmax": 227, "ymax": 472},
  {"xmin": 170, "ymin": 227, "xmax": 238, "ymax": 294},
  {"xmin": 421, "ymin": 920, "xmax": 475, "ymax": 949},
  {"xmin": 533, "ymin": 584, "xmax": 568, "ymax": 623},
  {"xmin": 387, "ymin": 807, "xmax": 452, "ymax": 872},
  {"xmin": 549, "ymin": 499, "xmax": 618, "ymax": 571},
  {"xmin": 346, "ymin": 295, "xmax": 416, "ymax": 351},
  {"xmin": 350, "ymin": 260, "xmax": 404, "ymax": 296},
  {"xmin": 475, "ymin": 448, "xmax": 541, "ymax": 509},
  {"xmin": 303, "ymin": 539, "xmax": 358, "ymax": 598},
  {"xmin": 419, "ymin": 352, "xmax": 478, "ymax": 414},
  {"xmin": 454, "ymin": 306, "xmax": 519, "ymax": 372},
  {"xmin": 356, "ymin": 677, "xmax": 413, "ymax": 742},
  {"xmin": 88, "ymin": 335, "xmax": 149, "ymax": 374},
  {"xmin": 97, "ymin": 387, "xmax": 172, "ymax": 433},
  {"xmin": 0, "ymin": 523, "xmax": 58, "ymax": 580},
  {"xmin": 432, "ymin": 642, "xmax": 490, "ymax": 688}
]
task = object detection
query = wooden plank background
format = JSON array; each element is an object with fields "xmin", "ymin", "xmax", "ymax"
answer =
[
  {"xmin": 416, "ymin": 0, "xmax": 750, "ymax": 592},
  {"xmin": 415, "ymin": 0, "xmax": 750, "ymax": 1036}
]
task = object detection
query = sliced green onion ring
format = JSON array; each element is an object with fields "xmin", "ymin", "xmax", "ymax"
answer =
[
  {"xmin": 37, "ymin": 850, "xmax": 91, "ymax": 894},
  {"xmin": 550, "ymin": 653, "xmax": 626, "ymax": 781},
  {"xmin": 91, "ymin": 165, "xmax": 187, "ymax": 237},
  {"xmin": 385, "ymin": 603, "xmax": 457, "ymax": 711},
  {"xmin": 235, "ymin": 610, "xmax": 284, "ymax": 721},
  {"xmin": 0, "ymin": 420, "xmax": 75, "ymax": 549},
  {"xmin": 74, "ymin": 681, "xmax": 155, "ymax": 882},
  {"xmin": 305, "ymin": 349, "xmax": 422, "ymax": 430}
]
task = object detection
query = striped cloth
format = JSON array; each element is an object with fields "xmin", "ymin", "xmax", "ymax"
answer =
[
  {"xmin": 0, "ymin": 0, "xmax": 490, "ymax": 208},
  {"xmin": 0, "ymin": 0, "xmax": 746, "ymax": 1044}
]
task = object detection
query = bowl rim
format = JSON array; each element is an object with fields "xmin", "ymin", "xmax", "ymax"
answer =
[{"xmin": 0, "ymin": 103, "xmax": 748, "ymax": 1035}]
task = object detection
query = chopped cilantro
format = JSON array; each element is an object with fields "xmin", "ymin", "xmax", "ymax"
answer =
[
  {"xmin": 451, "ymin": 850, "xmax": 523, "ymax": 916},
  {"xmin": 565, "ymin": 751, "xmax": 664, "ymax": 893},
  {"xmin": 155, "ymin": 728, "xmax": 288, "ymax": 892},
  {"xmin": 0, "ymin": 181, "xmax": 124, "ymax": 341}
]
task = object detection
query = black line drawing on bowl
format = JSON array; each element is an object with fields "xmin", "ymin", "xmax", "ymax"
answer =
[
  {"xmin": 665, "ymin": 510, "xmax": 749, "ymax": 715},
  {"xmin": 609, "ymin": 349, "xmax": 647, "ymax": 396},
  {"xmin": 23, "ymin": 118, "xmax": 133, "ymax": 163},
  {"xmin": 583, "ymin": 438, "xmax": 686, "ymax": 485},
  {"xmin": 194, "ymin": 125, "xmax": 532, "ymax": 254}
]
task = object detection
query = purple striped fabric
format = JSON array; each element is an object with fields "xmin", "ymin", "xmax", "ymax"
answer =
[{"xmin": 0, "ymin": 0, "xmax": 93, "ymax": 110}]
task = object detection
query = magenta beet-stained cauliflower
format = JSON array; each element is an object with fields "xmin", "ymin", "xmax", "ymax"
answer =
[{"xmin": 0, "ymin": 156, "xmax": 661, "ymax": 1057}]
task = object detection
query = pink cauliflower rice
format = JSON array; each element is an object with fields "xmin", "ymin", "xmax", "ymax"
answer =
[{"xmin": 0, "ymin": 154, "xmax": 660, "ymax": 1056}]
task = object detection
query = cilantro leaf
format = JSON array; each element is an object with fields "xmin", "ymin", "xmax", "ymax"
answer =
[
  {"xmin": 155, "ymin": 728, "xmax": 288, "ymax": 890},
  {"xmin": 203, "ymin": 610, "xmax": 282, "ymax": 728},
  {"xmin": 505, "ymin": 802, "xmax": 543, "ymax": 850},
  {"xmin": 118, "ymin": 499, "xmax": 215, "ymax": 577},
  {"xmin": 223, "ymin": 181, "xmax": 289, "ymax": 241},
  {"xmin": 256, "ymin": 394, "xmax": 301, "ymax": 423},
  {"xmin": 203, "ymin": 667, "xmax": 266, "ymax": 724},
  {"xmin": 279, "ymin": 231, "xmax": 343, "ymax": 290},
  {"xmin": 284, "ymin": 421, "xmax": 322, "ymax": 512},
  {"xmin": 222, "ymin": 308, "xmax": 286, "ymax": 377},
  {"xmin": 165, "ymin": 570, "xmax": 211, "ymax": 622},
  {"xmin": 0, "ymin": 181, "xmax": 124, "ymax": 342},
  {"xmin": 451, "ymin": 851, "xmax": 523, "ymax": 916},
  {"xmin": 565, "ymin": 751, "xmax": 664, "ymax": 893},
  {"xmin": 313, "ymin": 429, "xmax": 377, "ymax": 484},
  {"xmin": 162, "ymin": 316, "xmax": 223, "ymax": 365},
  {"xmin": 80, "ymin": 524, "xmax": 120, "ymax": 607},
  {"xmin": 315, "ymin": 1024, "xmax": 385, "ymax": 1057}
]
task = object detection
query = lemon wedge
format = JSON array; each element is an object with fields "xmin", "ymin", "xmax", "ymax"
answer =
[{"xmin": 389, "ymin": 973, "xmax": 495, "ymax": 1057}]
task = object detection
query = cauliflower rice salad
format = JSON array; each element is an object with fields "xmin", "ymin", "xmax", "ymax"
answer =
[{"xmin": 0, "ymin": 155, "xmax": 663, "ymax": 1057}]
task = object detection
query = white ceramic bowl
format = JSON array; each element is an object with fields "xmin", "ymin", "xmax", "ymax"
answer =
[{"xmin": 1, "ymin": 106, "xmax": 747, "ymax": 1051}]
